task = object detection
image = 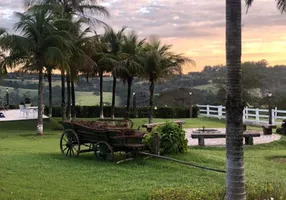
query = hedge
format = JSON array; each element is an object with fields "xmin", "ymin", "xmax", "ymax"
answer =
[{"xmin": 43, "ymin": 105, "xmax": 199, "ymax": 118}]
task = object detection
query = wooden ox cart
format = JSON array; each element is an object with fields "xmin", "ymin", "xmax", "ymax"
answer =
[{"xmin": 60, "ymin": 119, "xmax": 146, "ymax": 161}]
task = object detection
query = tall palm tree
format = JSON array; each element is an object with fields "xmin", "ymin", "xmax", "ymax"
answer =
[
  {"xmin": 225, "ymin": 1, "xmax": 286, "ymax": 199},
  {"xmin": 120, "ymin": 31, "xmax": 145, "ymax": 117},
  {"xmin": 141, "ymin": 37, "xmax": 194, "ymax": 123},
  {"xmin": 89, "ymin": 35, "xmax": 117, "ymax": 119},
  {"xmin": 68, "ymin": 24, "xmax": 97, "ymax": 119},
  {"xmin": 103, "ymin": 27, "xmax": 126, "ymax": 119},
  {"xmin": 0, "ymin": 5, "xmax": 71, "ymax": 135},
  {"xmin": 46, "ymin": 65, "xmax": 55, "ymax": 118},
  {"xmin": 27, "ymin": 0, "xmax": 109, "ymax": 121}
]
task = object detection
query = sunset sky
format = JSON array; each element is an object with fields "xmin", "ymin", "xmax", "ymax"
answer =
[{"xmin": 1, "ymin": 0, "xmax": 286, "ymax": 73}]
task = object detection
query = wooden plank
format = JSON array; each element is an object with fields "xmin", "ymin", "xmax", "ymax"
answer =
[{"xmin": 191, "ymin": 133, "xmax": 260, "ymax": 139}]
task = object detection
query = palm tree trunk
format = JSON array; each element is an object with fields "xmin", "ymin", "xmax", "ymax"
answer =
[
  {"xmin": 111, "ymin": 76, "xmax": 116, "ymax": 119},
  {"xmin": 149, "ymin": 79, "xmax": 155, "ymax": 124},
  {"xmin": 61, "ymin": 69, "xmax": 66, "ymax": 121},
  {"xmin": 126, "ymin": 78, "xmax": 132, "ymax": 118},
  {"xmin": 37, "ymin": 67, "xmax": 44, "ymax": 135},
  {"xmin": 71, "ymin": 78, "xmax": 76, "ymax": 119},
  {"xmin": 225, "ymin": 0, "xmax": 245, "ymax": 199},
  {"xmin": 66, "ymin": 72, "xmax": 71, "ymax": 121},
  {"xmin": 47, "ymin": 69, "xmax": 52, "ymax": 118},
  {"xmin": 86, "ymin": 73, "xmax": 89, "ymax": 83},
  {"xmin": 99, "ymin": 71, "xmax": 104, "ymax": 119}
]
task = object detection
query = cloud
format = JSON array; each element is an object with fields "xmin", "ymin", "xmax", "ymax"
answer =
[{"xmin": 1, "ymin": 0, "xmax": 286, "ymax": 71}]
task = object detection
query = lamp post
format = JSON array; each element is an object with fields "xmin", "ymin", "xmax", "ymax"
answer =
[
  {"xmin": 189, "ymin": 92, "xmax": 192, "ymax": 118},
  {"xmin": 133, "ymin": 92, "xmax": 137, "ymax": 118},
  {"xmin": 6, "ymin": 88, "xmax": 9, "ymax": 108},
  {"xmin": 132, "ymin": 92, "xmax": 136, "ymax": 109},
  {"xmin": 268, "ymin": 91, "xmax": 272, "ymax": 125}
]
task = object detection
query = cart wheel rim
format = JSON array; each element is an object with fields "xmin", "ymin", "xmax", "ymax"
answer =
[
  {"xmin": 60, "ymin": 130, "xmax": 80, "ymax": 157},
  {"xmin": 94, "ymin": 141, "xmax": 114, "ymax": 162}
]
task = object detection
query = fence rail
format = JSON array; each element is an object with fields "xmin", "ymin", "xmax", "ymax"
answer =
[{"xmin": 197, "ymin": 104, "xmax": 284, "ymax": 125}]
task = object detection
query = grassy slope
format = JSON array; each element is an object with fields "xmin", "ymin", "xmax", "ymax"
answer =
[
  {"xmin": 193, "ymin": 84, "xmax": 218, "ymax": 92},
  {"xmin": 0, "ymin": 118, "xmax": 285, "ymax": 200},
  {"xmin": 0, "ymin": 86, "xmax": 118, "ymax": 106}
]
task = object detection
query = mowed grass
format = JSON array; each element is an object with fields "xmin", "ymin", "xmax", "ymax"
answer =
[
  {"xmin": 0, "ymin": 85, "xmax": 119, "ymax": 106},
  {"xmin": 193, "ymin": 83, "xmax": 218, "ymax": 93},
  {"xmin": 75, "ymin": 91, "xmax": 120, "ymax": 106},
  {"xmin": 0, "ymin": 118, "xmax": 286, "ymax": 200}
]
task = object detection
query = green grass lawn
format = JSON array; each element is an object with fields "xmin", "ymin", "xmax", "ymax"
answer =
[
  {"xmin": 193, "ymin": 84, "xmax": 218, "ymax": 93},
  {"xmin": 0, "ymin": 118, "xmax": 285, "ymax": 200},
  {"xmin": 0, "ymin": 85, "xmax": 120, "ymax": 106},
  {"xmin": 75, "ymin": 91, "xmax": 120, "ymax": 106}
]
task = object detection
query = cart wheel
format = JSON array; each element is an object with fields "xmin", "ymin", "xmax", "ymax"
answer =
[
  {"xmin": 94, "ymin": 141, "xmax": 114, "ymax": 162},
  {"xmin": 60, "ymin": 130, "xmax": 80, "ymax": 157}
]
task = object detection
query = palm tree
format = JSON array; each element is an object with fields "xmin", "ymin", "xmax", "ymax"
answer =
[
  {"xmin": 120, "ymin": 31, "xmax": 145, "ymax": 117},
  {"xmin": 68, "ymin": 24, "xmax": 97, "ymax": 119},
  {"xmin": 46, "ymin": 65, "xmax": 55, "ymax": 118},
  {"xmin": 141, "ymin": 37, "xmax": 194, "ymax": 123},
  {"xmin": 225, "ymin": 1, "xmax": 286, "ymax": 199},
  {"xmin": 89, "ymin": 35, "xmax": 117, "ymax": 119},
  {"xmin": 27, "ymin": 0, "xmax": 109, "ymax": 121},
  {"xmin": 103, "ymin": 27, "xmax": 126, "ymax": 119},
  {"xmin": 0, "ymin": 5, "xmax": 70, "ymax": 135}
]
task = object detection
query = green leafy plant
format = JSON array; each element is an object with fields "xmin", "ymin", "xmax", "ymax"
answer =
[{"xmin": 143, "ymin": 122, "xmax": 188, "ymax": 155}]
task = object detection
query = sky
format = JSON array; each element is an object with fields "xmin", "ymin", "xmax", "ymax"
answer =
[{"xmin": 1, "ymin": 0, "xmax": 286, "ymax": 73}]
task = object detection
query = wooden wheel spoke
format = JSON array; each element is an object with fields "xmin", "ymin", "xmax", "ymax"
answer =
[
  {"xmin": 62, "ymin": 136, "xmax": 68, "ymax": 143},
  {"xmin": 62, "ymin": 146, "xmax": 68, "ymax": 152},
  {"xmin": 66, "ymin": 148, "xmax": 70, "ymax": 156},
  {"xmin": 71, "ymin": 147, "xmax": 75, "ymax": 156},
  {"xmin": 72, "ymin": 145, "xmax": 78, "ymax": 153}
]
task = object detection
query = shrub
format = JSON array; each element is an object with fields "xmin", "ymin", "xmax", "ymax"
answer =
[
  {"xmin": 43, "ymin": 105, "xmax": 200, "ymax": 119},
  {"xmin": 276, "ymin": 128, "xmax": 286, "ymax": 135},
  {"xmin": 143, "ymin": 122, "xmax": 188, "ymax": 155}
]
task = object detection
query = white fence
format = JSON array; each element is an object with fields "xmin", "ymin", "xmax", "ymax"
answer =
[{"xmin": 197, "ymin": 105, "xmax": 286, "ymax": 125}]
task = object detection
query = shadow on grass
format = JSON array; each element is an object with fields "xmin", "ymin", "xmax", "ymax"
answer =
[
  {"xmin": 37, "ymin": 151, "xmax": 148, "ymax": 166},
  {"xmin": 265, "ymin": 155, "xmax": 286, "ymax": 164}
]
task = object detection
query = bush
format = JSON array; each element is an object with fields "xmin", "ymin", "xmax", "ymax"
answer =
[
  {"xmin": 43, "ymin": 105, "xmax": 200, "ymax": 119},
  {"xmin": 276, "ymin": 128, "xmax": 286, "ymax": 135},
  {"xmin": 143, "ymin": 122, "xmax": 188, "ymax": 155},
  {"xmin": 151, "ymin": 182, "xmax": 286, "ymax": 200}
]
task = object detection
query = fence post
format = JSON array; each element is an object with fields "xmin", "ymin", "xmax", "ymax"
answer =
[
  {"xmin": 218, "ymin": 105, "xmax": 222, "ymax": 119},
  {"xmin": 243, "ymin": 107, "xmax": 246, "ymax": 122},
  {"xmin": 272, "ymin": 108, "xmax": 276, "ymax": 124},
  {"xmin": 255, "ymin": 108, "xmax": 259, "ymax": 122},
  {"xmin": 206, "ymin": 105, "xmax": 210, "ymax": 117},
  {"xmin": 274, "ymin": 107, "xmax": 278, "ymax": 122}
]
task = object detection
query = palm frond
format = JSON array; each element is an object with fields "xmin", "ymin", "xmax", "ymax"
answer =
[
  {"xmin": 78, "ymin": 5, "xmax": 110, "ymax": 17},
  {"xmin": 276, "ymin": 0, "xmax": 286, "ymax": 13},
  {"xmin": 44, "ymin": 46, "xmax": 64, "ymax": 66},
  {"xmin": 245, "ymin": 0, "xmax": 254, "ymax": 13}
]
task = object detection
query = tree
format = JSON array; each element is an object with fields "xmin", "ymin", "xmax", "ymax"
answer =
[
  {"xmin": 141, "ymin": 36, "xmax": 194, "ymax": 123},
  {"xmin": 68, "ymin": 24, "xmax": 97, "ymax": 119},
  {"xmin": 0, "ymin": 5, "xmax": 70, "ymax": 135},
  {"xmin": 46, "ymin": 65, "xmax": 55, "ymax": 118},
  {"xmin": 27, "ymin": 0, "xmax": 109, "ymax": 121},
  {"xmin": 120, "ymin": 31, "xmax": 145, "ymax": 117},
  {"xmin": 103, "ymin": 27, "xmax": 126, "ymax": 119},
  {"xmin": 225, "ymin": 1, "xmax": 286, "ymax": 199}
]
